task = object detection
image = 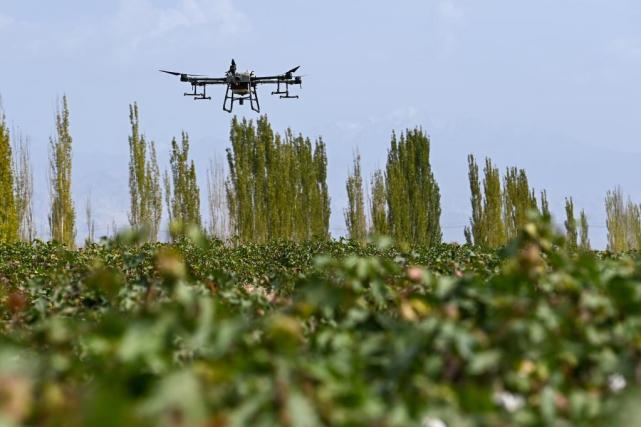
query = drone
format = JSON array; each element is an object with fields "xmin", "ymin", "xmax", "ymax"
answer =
[{"xmin": 160, "ymin": 59, "xmax": 302, "ymax": 113}]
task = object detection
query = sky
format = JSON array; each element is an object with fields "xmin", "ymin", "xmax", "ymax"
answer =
[{"xmin": 1, "ymin": 0, "xmax": 641, "ymax": 247}]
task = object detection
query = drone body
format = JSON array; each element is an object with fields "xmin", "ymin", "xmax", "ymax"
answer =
[{"xmin": 160, "ymin": 59, "xmax": 302, "ymax": 113}]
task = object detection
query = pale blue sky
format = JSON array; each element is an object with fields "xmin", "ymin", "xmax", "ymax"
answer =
[{"xmin": 1, "ymin": 0, "xmax": 641, "ymax": 247}]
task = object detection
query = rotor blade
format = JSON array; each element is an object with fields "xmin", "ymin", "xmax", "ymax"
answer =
[
  {"xmin": 160, "ymin": 70, "xmax": 208, "ymax": 78},
  {"xmin": 287, "ymin": 66, "xmax": 300, "ymax": 74}
]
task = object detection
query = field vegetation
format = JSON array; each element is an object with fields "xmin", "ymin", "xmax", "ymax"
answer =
[{"xmin": 0, "ymin": 219, "xmax": 641, "ymax": 425}]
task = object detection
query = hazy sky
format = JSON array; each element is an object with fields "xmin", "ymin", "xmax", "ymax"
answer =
[{"xmin": 1, "ymin": 0, "xmax": 641, "ymax": 247}]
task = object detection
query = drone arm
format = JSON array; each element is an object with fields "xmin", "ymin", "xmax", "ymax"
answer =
[
  {"xmin": 185, "ymin": 78, "xmax": 228, "ymax": 85},
  {"xmin": 252, "ymin": 76, "xmax": 299, "ymax": 83},
  {"xmin": 159, "ymin": 71, "xmax": 227, "ymax": 85},
  {"xmin": 256, "ymin": 75, "xmax": 302, "ymax": 99}
]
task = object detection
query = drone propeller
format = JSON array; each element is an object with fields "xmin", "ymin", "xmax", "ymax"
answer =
[
  {"xmin": 284, "ymin": 66, "xmax": 301, "ymax": 78},
  {"xmin": 160, "ymin": 70, "xmax": 206, "ymax": 77}
]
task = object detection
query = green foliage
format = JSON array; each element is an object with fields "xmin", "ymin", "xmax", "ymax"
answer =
[
  {"xmin": 483, "ymin": 159, "xmax": 505, "ymax": 246},
  {"xmin": 465, "ymin": 156, "xmax": 505, "ymax": 248},
  {"xmin": 85, "ymin": 195, "xmax": 96, "ymax": 245},
  {"xmin": 206, "ymin": 157, "xmax": 229, "ymax": 239},
  {"xmin": 48, "ymin": 96, "xmax": 76, "ymax": 247},
  {"xmin": 226, "ymin": 116, "xmax": 330, "ymax": 243},
  {"xmin": 0, "ymin": 218, "xmax": 640, "ymax": 425},
  {"xmin": 369, "ymin": 169, "xmax": 388, "ymax": 236},
  {"xmin": 579, "ymin": 209, "xmax": 591, "ymax": 251},
  {"xmin": 605, "ymin": 187, "xmax": 641, "ymax": 252},
  {"xmin": 540, "ymin": 190, "xmax": 550, "ymax": 218},
  {"xmin": 466, "ymin": 154, "xmax": 482, "ymax": 245},
  {"xmin": 344, "ymin": 152, "xmax": 366, "ymax": 241},
  {"xmin": 606, "ymin": 188, "xmax": 627, "ymax": 252},
  {"xmin": 503, "ymin": 166, "xmax": 538, "ymax": 241},
  {"xmin": 0, "ymin": 105, "xmax": 19, "ymax": 242},
  {"xmin": 627, "ymin": 202, "xmax": 641, "ymax": 250},
  {"xmin": 165, "ymin": 132, "xmax": 201, "ymax": 229},
  {"xmin": 13, "ymin": 131, "xmax": 35, "ymax": 241},
  {"xmin": 564, "ymin": 197, "xmax": 577, "ymax": 251},
  {"xmin": 385, "ymin": 128, "xmax": 441, "ymax": 246},
  {"xmin": 128, "ymin": 103, "xmax": 162, "ymax": 241}
]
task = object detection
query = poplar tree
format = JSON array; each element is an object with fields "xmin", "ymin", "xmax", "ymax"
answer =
[
  {"xmin": 85, "ymin": 195, "xmax": 96, "ymax": 245},
  {"xmin": 344, "ymin": 152, "xmax": 367, "ymax": 241},
  {"xmin": 579, "ymin": 209, "xmax": 590, "ymax": 251},
  {"xmin": 0, "ymin": 104, "xmax": 18, "ymax": 242},
  {"xmin": 369, "ymin": 169, "xmax": 388, "ymax": 235},
  {"xmin": 605, "ymin": 188, "xmax": 627, "ymax": 252},
  {"xmin": 13, "ymin": 132, "xmax": 35, "ymax": 241},
  {"xmin": 165, "ymin": 132, "xmax": 201, "ymax": 227},
  {"xmin": 226, "ymin": 116, "xmax": 252, "ymax": 241},
  {"xmin": 312, "ymin": 137, "xmax": 331, "ymax": 238},
  {"xmin": 482, "ymin": 158, "xmax": 505, "ymax": 247},
  {"xmin": 48, "ymin": 96, "xmax": 75, "ymax": 247},
  {"xmin": 466, "ymin": 154, "xmax": 484, "ymax": 246},
  {"xmin": 463, "ymin": 227, "xmax": 473, "ymax": 245},
  {"xmin": 626, "ymin": 200, "xmax": 641, "ymax": 250},
  {"xmin": 385, "ymin": 128, "xmax": 441, "ymax": 246},
  {"xmin": 254, "ymin": 118, "xmax": 270, "ymax": 240},
  {"xmin": 148, "ymin": 144, "xmax": 162, "ymax": 239},
  {"xmin": 564, "ymin": 197, "xmax": 577, "ymax": 251},
  {"xmin": 207, "ymin": 157, "xmax": 229, "ymax": 239},
  {"xmin": 503, "ymin": 167, "xmax": 538, "ymax": 240},
  {"xmin": 128, "ymin": 103, "xmax": 162, "ymax": 240}
]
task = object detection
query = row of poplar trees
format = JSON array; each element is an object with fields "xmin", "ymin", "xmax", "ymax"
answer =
[
  {"xmin": 465, "ymin": 154, "xmax": 590, "ymax": 250},
  {"xmin": 344, "ymin": 128, "xmax": 442, "ymax": 246},
  {"xmin": 226, "ymin": 117, "xmax": 330, "ymax": 242},
  {"xmin": 0, "ymin": 97, "xmax": 331, "ymax": 245},
  {"xmin": 0, "ymin": 97, "xmax": 66, "ymax": 244},
  {"xmin": 127, "ymin": 109, "xmax": 333, "ymax": 243},
  {"xmin": 128, "ymin": 103, "xmax": 208, "ymax": 241},
  {"xmin": 129, "ymin": 111, "xmax": 333, "ymax": 243},
  {"xmin": 0, "ymin": 95, "xmax": 636, "ymax": 251},
  {"xmin": 127, "ymin": 103, "xmax": 205, "ymax": 241},
  {"xmin": 0, "ymin": 98, "xmax": 205, "ymax": 246}
]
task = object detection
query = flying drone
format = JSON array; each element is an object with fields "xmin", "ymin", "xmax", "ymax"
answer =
[{"xmin": 160, "ymin": 59, "xmax": 302, "ymax": 113}]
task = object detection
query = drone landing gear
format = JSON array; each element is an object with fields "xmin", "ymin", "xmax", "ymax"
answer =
[
  {"xmin": 184, "ymin": 84, "xmax": 211, "ymax": 101},
  {"xmin": 223, "ymin": 84, "xmax": 260, "ymax": 113},
  {"xmin": 271, "ymin": 80, "xmax": 300, "ymax": 99}
]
